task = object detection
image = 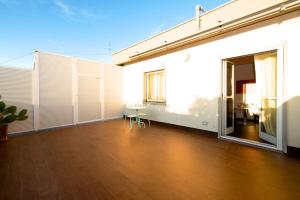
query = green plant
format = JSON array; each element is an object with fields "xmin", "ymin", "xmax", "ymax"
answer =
[{"xmin": 0, "ymin": 97, "xmax": 28, "ymax": 126}]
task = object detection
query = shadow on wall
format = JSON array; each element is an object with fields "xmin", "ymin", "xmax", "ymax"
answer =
[
  {"xmin": 285, "ymin": 96, "xmax": 300, "ymax": 150},
  {"xmin": 188, "ymin": 96, "xmax": 219, "ymax": 119},
  {"xmin": 124, "ymin": 96, "xmax": 220, "ymax": 131}
]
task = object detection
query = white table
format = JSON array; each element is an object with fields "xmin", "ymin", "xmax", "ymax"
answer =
[
  {"xmin": 235, "ymin": 107, "xmax": 259, "ymax": 125},
  {"xmin": 126, "ymin": 106, "xmax": 147, "ymax": 128}
]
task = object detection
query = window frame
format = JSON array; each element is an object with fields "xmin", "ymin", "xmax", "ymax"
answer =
[{"xmin": 144, "ymin": 69, "xmax": 166, "ymax": 103}]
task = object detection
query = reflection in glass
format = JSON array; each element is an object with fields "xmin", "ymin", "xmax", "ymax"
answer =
[
  {"xmin": 261, "ymin": 99, "xmax": 276, "ymax": 137},
  {"xmin": 227, "ymin": 98, "xmax": 233, "ymax": 128},
  {"xmin": 157, "ymin": 71, "xmax": 165, "ymax": 101},
  {"xmin": 227, "ymin": 62, "xmax": 233, "ymax": 96},
  {"xmin": 147, "ymin": 73, "xmax": 156, "ymax": 100}
]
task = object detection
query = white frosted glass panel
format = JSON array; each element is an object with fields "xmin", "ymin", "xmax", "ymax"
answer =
[
  {"xmin": 0, "ymin": 67, "xmax": 34, "ymax": 133},
  {"xmin": 77, "ymin": 59, "xmax": 101, "ymax": 75},
  {"xmin": 38, "ymin": 53, "xmax": 73, "ymax": 129},
  {"xmin": 78, "ymin": 76, "xmax": 101, "ymax": 122}
]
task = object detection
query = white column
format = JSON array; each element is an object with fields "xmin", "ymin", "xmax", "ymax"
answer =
[
  {"xmin": 72, "ymin": 58, "xmax": 78, "ymax": 125},
  {"xmin": 100, "ymin": 63, "xmax": 105, "ymax": 120},
  {"xmin": 33, "ymin": 51, "xmax": 40, "ymax": 131}
]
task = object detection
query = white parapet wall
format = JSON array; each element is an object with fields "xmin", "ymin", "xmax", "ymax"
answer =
[
  {"xmin": 104, "ymin": 63, "xmax": 123, "ymax": 120},
  {"xmin": 0, "ymin": 51, "xmax": 123, "ymax": 134},
  {"xmin": 0, "ymin": 66, "xmax": 34, "ymax": 134},
  {"xmin": 35, "ymin": 51, "xmax": 124, "ymax": 130}
]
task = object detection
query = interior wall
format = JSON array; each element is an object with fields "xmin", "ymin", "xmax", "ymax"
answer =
[
  {"xmin": 234, "ymin": 63, "xmax": 255, "ymax": 107},
  {"xmin": 123, "ymin": 10, "xmax": 300, "ymax": 149},
  {"xmin": 0, "ymin": 66, "xmax": 34, "ymax": 133}
]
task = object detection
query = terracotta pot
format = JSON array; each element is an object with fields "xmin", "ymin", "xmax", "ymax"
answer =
[{"xmin": 0, "ymin": 124, "xmax": 8, "ymax": 142}]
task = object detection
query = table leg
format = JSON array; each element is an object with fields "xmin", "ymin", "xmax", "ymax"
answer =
[{"xmin": 243, "ymin": 109, "xmax": 247, "ymax": 125}]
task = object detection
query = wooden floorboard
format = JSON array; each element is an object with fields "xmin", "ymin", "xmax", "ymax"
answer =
[{"xmin": 0, "ymin": 119, "xmax": 300, "ymax": 200}]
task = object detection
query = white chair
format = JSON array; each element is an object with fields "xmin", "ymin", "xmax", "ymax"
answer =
[
  {"xmin": 126, "ymin": 114, "xmax": 137, "ymax": 128},
  {"xmin": 138, "ymin": 113, "xmax": 151, "ymax": 127}
]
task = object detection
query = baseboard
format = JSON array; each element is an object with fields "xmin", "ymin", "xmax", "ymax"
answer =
[
  {"xmin": 8, "ymin": 116, "xmax": 123, "ymax": 136},
  {"xmin": 76, "ymin": 116, "xmax": 122, "ymax": 125},
  {"xmin": 148, "ymin": 120, "xmax": 218, "ymax": 138},
  {"xmin": 8, "ymin": 129, "xmax": 35, "ymax": 137},
  {"xmin": 287, "ymin": 146, "xmax": 300, "ymax": 157}
]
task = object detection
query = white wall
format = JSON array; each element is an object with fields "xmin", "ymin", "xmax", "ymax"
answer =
[
  {"xmin": 234, "ymin": 63, "xmax": 255, "ymax": 107},
  {"xmin": 104, "ymin": 63, "xmax": 123, "ymax": 119},
  {"xmin": 37, "ymin": 52, "xmax": 124, "ymax": 129},
  {"xmin": 123, "ymin": 44, "xmax": 220, "ymax": 132},
  {"xmin": 284, "ymin": 13, "xmax": 300, "ymax": 148},
  {"xmin": 123, "ymin": 11, "xmax": 300, "ymax": 148},
  {"xmin": 76, "ymin": 59, "xmax": 103, "ymax": 123},
  {"xmin": 38, "ymin": 52, "xmax": 74, "ymax": 129},
  {"xmin": 0, "ymin": 66, "xmax": 34, "ymax": 133}
]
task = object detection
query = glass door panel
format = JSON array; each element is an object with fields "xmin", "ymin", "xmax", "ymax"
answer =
[
  {"xmin": 260, "ymin": 98, "xmax": 277, "ymax": 144},
  {"xmin": 223, "ymin": 61, "xmax": 234, "ymax": 135},
  {"xmin": 255, "ymin": 52, "xmax": 277, "ymax": 145},
  {"xmin": 226, "ymin": 98, "xmax": 234, "ymax": 128}
]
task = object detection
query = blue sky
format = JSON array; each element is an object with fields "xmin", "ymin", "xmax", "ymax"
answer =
[{"xmin": 0, "ymin": 0, "xmax": 228, "ymax": 68}]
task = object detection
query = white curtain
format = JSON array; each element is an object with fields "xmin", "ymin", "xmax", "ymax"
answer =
[{"xmin": 254, "ymin": 52, "xmax": 277, "ymax": 136}]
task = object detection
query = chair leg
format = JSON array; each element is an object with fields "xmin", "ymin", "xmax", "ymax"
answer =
[{"xmin": 140, "ymin": 120, "xmax": 145, "ymax": 128}]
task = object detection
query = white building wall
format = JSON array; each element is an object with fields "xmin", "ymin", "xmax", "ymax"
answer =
[
  {"xmin": 283, "ymin": 13, "xmax": 300, "ymax": 148},
  {"xmin": 123, "ymin": 11, "xmax": 300, "ymax": 147}
]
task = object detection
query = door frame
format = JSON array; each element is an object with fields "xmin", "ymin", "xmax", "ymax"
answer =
[{"xmin": 218, "ymin": 45, "xmax": 285, "ymax": 152}]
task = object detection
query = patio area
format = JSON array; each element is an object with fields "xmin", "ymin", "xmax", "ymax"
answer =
[{"xmin": 0, "ymin": 119, "xmax": 299, "ymax": 200}]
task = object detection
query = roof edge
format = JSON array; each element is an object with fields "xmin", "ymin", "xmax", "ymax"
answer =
[{"xmin": 112, "ymin": 0, "xmax": 236, "ymax": 55}]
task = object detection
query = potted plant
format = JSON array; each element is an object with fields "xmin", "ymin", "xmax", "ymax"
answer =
[{"xmin": 0, "ymin": 96, "xmax": 28, "ymax": 142}]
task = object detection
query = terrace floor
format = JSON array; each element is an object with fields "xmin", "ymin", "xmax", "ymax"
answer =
[{"xmin": 0, "ymin": 119, "xmax": 300, "ymax": 200}]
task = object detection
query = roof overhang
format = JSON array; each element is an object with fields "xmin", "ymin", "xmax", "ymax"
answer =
[{"xmin": 113, "ymin": 0, "xmax": 300, "ymax": 66}]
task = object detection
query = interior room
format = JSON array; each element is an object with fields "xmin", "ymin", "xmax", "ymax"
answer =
[{"xmin": 227, "ymin": 55, "xmax": 272, "ymax": 145}]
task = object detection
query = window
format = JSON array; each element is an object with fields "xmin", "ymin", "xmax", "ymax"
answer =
[{"xmin": 144, "ymin": 69, "xmax": 165, "ymax": 102}]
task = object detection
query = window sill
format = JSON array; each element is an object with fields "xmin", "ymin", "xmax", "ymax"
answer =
[{"xmin": 143, "ymin": 100, "xmax": 167, "ymax": 105}]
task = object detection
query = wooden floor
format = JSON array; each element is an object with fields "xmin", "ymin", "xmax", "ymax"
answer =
[{"xmin": 0, "ymin": 119, "xmax": 300, "ymax": 200}]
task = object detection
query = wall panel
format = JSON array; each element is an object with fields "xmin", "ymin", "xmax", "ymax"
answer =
[
  {"xmin": 38, "ymin": 53, "xmax": 73, "ymax": 129},
  {"xmin": 0, "ymin": 66, "xmax": 34, "ymax": 133}
]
